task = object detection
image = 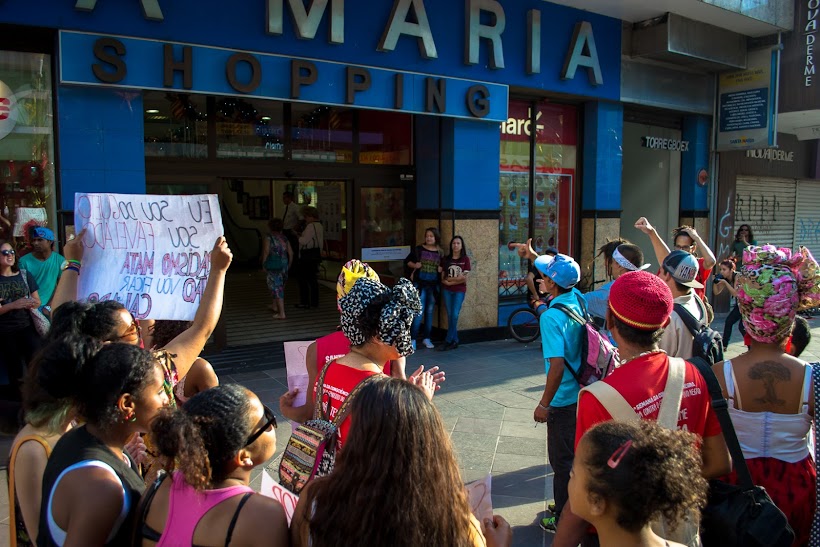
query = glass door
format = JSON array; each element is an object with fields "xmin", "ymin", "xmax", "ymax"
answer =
[{"xmin": 358, "ymin": 186, "xmax": 407, "ymax": 282}]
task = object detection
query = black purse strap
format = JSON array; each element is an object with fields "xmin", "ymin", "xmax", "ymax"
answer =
[
  {"xmin": 313, "ymin": 361, "xmax": 333, "ymax": 421},
  {"xmin": 688, "ymin": 356, "xmax": 755, "ymax": 488}
]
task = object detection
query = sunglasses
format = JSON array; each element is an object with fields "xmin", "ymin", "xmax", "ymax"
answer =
[
  {"xmin": 245, "ymin": 404, "xmax": 277, "ymax": 447},
  {"xmin": 0, "ymin": 249, "xmax": 15, "ymax": 257},
  {"xmin": 117, "ymin": 318, "xmax": 142, "ymax": 341},
  {"xmin": 674, "ymin": 244, "xmax": 694, "ymax": 251}
]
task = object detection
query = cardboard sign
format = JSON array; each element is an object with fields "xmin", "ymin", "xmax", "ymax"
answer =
[
  {"xmin": 260, "ymin": 469, "xmax": 299, "ymax": 525},
  {"xmin": 73, "ymin": 193, "xmax": 224, "ymax": 320},
  {"xmin": 284, "ymin": 341, "xmax": 313, "ymax": 408},
  {"xmin": 465, "ymin": 474, "xmax": 493, "ymax": 522}
]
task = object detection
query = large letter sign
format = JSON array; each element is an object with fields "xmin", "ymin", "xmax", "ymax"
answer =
[{"xmin": 73, "ymin": 193, "xmax": 224, "ymax": 320}]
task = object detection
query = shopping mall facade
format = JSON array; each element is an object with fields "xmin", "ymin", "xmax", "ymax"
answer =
[{"xmin": 1, "ymin": 0, "xmax": 814, "ymax": 341}]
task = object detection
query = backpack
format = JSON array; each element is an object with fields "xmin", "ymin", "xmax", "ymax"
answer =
[
  {"xmin": 673, "ymin": 298, "xmax": 724, "ymax": 366},
  {"xmin": 278, "ymin": 363, "xmax": 378, "ymax": 494},
  {"xmin": 551, "ymin": 295, "xmax": 619, "ymax": 386}
]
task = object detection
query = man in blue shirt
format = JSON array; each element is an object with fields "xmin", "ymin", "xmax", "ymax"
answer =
[
  {"xmin": 532, "ymin": 252, "xmax": 583, "ymax": 533},
  {"xmin": 19, "ymin": 226, "xmax": 63, "ymax": 311}
]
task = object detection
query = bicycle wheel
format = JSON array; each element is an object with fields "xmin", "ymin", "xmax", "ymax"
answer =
[{"xmin": 508, "ymin": 308, "xmax": 540, "ymax": 343}]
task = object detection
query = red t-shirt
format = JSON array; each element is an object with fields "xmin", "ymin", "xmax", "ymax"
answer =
[
  {"xmin": 315, "ymin": 329, "xmax": 391, "ymax": 376},
  {"xmin": 313, "ymin": 361, "xmax": 381, "ymax": 451},
  {"xmin": 575, "ymin": 353, "xmax": 722, "ymax": 448}
]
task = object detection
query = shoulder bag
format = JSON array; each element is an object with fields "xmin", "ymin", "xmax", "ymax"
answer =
[
  {"xmin": 19, "ymin": 269, "xmax": 49, "ymax": 337},
  {"xmin": 278, "ymin": 363, "xmax": 378, "ymax": 494},
  {"xmin": 264, "ymin": 236, "xmax": 288, "ymax": 271},
  {"xmin": 299, "ymin": 223, "xmax": 322, "ymax": 260},
  {"xmin": 689, "ymin": 357, "xmax": 794, "ymax": 547}
]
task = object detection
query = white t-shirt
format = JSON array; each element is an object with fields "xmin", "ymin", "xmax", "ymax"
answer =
[{"xmin": 659, "ymin": 292, "xmax": 705, "ymax": 359}]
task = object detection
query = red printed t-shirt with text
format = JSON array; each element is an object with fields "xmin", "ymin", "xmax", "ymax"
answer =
[
  {"xmin": 313, "ymin": 361, "xmax": 382, "ymax": 451},
  {"xmin": 574, "ymin": 353, "xmax": 722, "ymax": 448}
]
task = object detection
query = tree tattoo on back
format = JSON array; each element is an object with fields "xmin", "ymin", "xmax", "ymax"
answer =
[{"xmin": 749, "ymin": 361, "xmax": 791, "ymax": 407}]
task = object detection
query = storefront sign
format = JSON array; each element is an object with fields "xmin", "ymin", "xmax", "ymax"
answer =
[
  {"xmin": 73, "ymin": 192, "xmax": 224, "ymax": 320},
  {"xmin": 361, "ymin": 245, "xmax": 410, "ymax": 262},
  {"xmin": 806, "ymin": 0, "xmax": 818, "ymax": 87},
  {"xmin": 60, "ymin": 32, "xmax": 509, "ymax": 122},
  {"xmin": 4, "ymin": 0, "xmax": 621, "ymax": 100},
  {"xmin": 641, "ymin": 136, "xmax": 690, "ymax": 152},
  {"xmin": 745, "ymin": 148, "xmax": 795, "ymax": 162},
  {"xmin": 716, "ymin": 48, "xmax": 779, "ymax": 151}
]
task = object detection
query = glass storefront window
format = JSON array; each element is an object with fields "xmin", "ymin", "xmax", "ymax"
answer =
[
  {"xmin": 359, "ymin": 111, "xmax": 412, "ymax": 165},
  {"xmin": 498, "ymin": 100, "xmax": 577, "ymax": 299},
  {"xmin": 291, "ymin": 104, "xmax": 353, "ymax": 163},
  {"xmin": 0, "ymin": 51, "xmax": 56, "ymax": 242},
  {"xmin": 144, "ymin": 91, "xmax": 208, "ymax": 158},
  {"xmin": 215, "ymin": 97, "xmax": 284, "ymax": 159},
  {"xmin": 360, "ymin": 186, "xmax": 406, "ymax": 281}
]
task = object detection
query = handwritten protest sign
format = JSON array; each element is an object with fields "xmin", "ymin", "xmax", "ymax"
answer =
[
  {"xmin": 260, "ymin": 469, "xmax": 299, "ymax": 525},
  {"xmin": 284, "ymin": 341, "xmax": 312, "ymax": 408},
  {"xmin": 465, "ymin": 474, "xmax": 493, "ymax": 522},
  {"xmin": 73, "ymin": 193, "xmax": 223, "ymax": 320}
]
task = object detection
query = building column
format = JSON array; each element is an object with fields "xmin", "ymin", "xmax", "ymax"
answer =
[
  {"xmin": 680, "ymin": 114, "xmax": 711, "ymax": 239},
  {"xmin": 580, "ymin": 101, "xmax": 623, "ymax": 291},
  {"xmin": 57, "ymin": 87, "xmax": 146, "ymax": 211},
  {"xmin": 413, "ymin": 116, "xmax": 501, "ymax": 335}
]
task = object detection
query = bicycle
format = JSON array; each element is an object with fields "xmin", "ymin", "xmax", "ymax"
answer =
[{"xmin": 507, "ymin": 303, "xmax": 545, "ymax": 343}]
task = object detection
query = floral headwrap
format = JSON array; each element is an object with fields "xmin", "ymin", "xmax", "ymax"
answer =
[
  {"xmin": 339, "ymin": 277, "xmax": 421, "ymax": 356},
  {"xmin": 336, "ymin": 259, "xmax": 380, "ymax": 301},
  {"xmin": 737, "ymin": 245, "xmax": 820, "ymax": 343}
]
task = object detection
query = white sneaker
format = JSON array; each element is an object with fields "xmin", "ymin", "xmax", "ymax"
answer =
[{"xmin": 423, "ymin": 338, "xmax": 434, "ymax": 349}]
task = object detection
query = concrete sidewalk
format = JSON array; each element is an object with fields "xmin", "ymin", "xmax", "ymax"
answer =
[{"xmin": 1, "ymin": 314, "xmax": 819, "ymax": 546}]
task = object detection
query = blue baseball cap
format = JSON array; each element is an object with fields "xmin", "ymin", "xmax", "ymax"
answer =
[
  {"xmin": 30, "ymin": 226, "xmax": 55, "ymax": 241},
  {"xmin": 534, "ymin": 253, "xmax": 581, "ymax": 289}
]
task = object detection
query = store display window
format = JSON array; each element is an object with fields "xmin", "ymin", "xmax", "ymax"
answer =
[
  {"xmin": 144, "ymin": 91, "xmax": 208, "ymax": 158},
  {"xmin": 498, "ymin": 100, "xmax": 577, "ymax": 299},
  {"xmin": 0, "ymin": 51, "xmax": 57, "ymax": 243}
]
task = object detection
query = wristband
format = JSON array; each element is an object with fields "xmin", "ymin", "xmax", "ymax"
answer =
[
  {"xmin": 538, "ymin": 403, "xmax": 549, "ymax": 411},
  {"xmin": 67, "ymin": 259, "xmax": 81, "ymax": 265},
  {"xmin": 66, "ymin": 265, "xmax": 81, "ymax": 275}
]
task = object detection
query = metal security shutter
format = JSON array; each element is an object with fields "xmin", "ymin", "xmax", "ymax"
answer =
[
  {"xmin": 794, "ymin": 179, "xmax": 820, "ymax": 258},
  {"xmin": 735, "ymin": 177, "xmax": 796, "ymax": 249}
]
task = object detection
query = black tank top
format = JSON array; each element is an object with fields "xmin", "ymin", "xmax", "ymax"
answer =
[{"xmin": 38, "ymin": 426, "xmax": 145, "ymax": 546}]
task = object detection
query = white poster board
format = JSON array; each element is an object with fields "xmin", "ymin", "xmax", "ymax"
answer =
[
  {"xmin": 260, "ymin": 470, "xmax": 299, "ymax": 525},
  {"xmin": 361, "ymin": 245, "xmax": 411, "ymax": 262},
  {"xmin": 284, "ymin": 340, "xmax": 313, "ymax": 408},
  {"xmin": 73, "ymin": 193, "xmax": 224, "ymax": 320},
  {"xmin": 12, "ymin": 207, "xmax": 47, "ymax": 237}
]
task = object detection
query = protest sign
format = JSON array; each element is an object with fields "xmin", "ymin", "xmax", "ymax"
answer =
[
  {"xmin": 73, "ymin": 193, "xmax": 224, "ymax": 320},
  {"xmin": 260, "ymin": 470, "xmax": 299, "ymax": 525},
  {"xmin": 465, "ymin": 474, "xmax": 493, "ymax": 522},
  {"xmin": 284, "ymin": 341, "xmax": 312, "ymax": 408}
]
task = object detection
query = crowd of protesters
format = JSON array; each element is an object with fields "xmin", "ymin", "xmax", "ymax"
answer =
[{"xmin": 2, "ymin": 209, "xmax": 819, "ymax": 547}]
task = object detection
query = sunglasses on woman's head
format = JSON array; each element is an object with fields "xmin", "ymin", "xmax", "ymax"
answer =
[
  {"xmin": 245, "ymin": 404, "xmax": 277, "ymax": 447},
  {"xmin": 0, "ymin": 249, "xmax": 15, "ymax": 257}
]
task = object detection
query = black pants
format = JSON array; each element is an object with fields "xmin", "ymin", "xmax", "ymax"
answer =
[
  {"xmin": 0, "ymin": 323, "xmax": 41, "ymax": 433},
  {"xmin": 284, "ymin": 230, "xmax": 299, "ymax": 273},
  {"xmin": 298, "ymin": 257, "xmax": 321, "ymax": 307},
  {"xmin": 723, "ymin": 304, "xmax": 745, "ymax": 346},
  {"xmin": 547, "ymin": 403, "xmax": 577, "ymax": 515}
]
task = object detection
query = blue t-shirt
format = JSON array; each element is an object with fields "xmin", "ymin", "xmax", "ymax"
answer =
[
  {"xmin": 584, "ymin": 280, "xmax": 613, "ymax": 320},
  {"xmin": 539, "ymin": 288, "xmax": 585, "ymax": 408}
]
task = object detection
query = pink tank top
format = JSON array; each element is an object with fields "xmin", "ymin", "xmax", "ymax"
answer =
[{"xmin": 156, "ymin": 472, "xmax": 254, "ymax": 546}]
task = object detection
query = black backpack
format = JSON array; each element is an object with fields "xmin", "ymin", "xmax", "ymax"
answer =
[{"xmin": 673, "ymin": 298, "xmax": 724, "ymax": 366}]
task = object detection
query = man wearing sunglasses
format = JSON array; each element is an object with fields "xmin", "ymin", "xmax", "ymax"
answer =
[{"xmin": 19, "ymin": 226, "xmax": 63, "ymax": 316}]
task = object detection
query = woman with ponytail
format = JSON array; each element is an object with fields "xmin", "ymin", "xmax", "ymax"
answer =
[
  {"xmin": 8, "ymin": 335, "xmax": 99, "ymax": 546},
  {"xmin": 136, "ymin": 385, "xmax": 287, "ymax": 547},
  {"xmin": 37, "ymin": 343, "xmax": 170, "ymax": 546},
  {"xmin": 712, "ymin": 245, "xmax": 820, "ymax": 545}
]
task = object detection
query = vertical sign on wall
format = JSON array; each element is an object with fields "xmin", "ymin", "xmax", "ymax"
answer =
[{"xmin": 716, "ymin": 48, "xmax": 780, "ymax": 151}]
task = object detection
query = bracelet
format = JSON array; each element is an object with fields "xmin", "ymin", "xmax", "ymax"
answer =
[
  {"xmin": 67, "ymin": 259, "xmax": 81, "ymax": 265},
  {"xmin": 66, "ymin": 265, "xmax": 81, "ymax": 275},
  {"xmin": 538, "ymin": 403, "xmax": 549, "ymax": 411}
]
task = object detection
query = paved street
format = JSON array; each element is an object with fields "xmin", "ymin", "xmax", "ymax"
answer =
[{"xmin": 1, "ymin": 314, "xmax": 819, "ymax": 546}]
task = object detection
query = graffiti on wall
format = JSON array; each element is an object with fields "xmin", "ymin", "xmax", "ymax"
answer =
[
  {"xmin": 717, "ymin": 192, "xmax": 733, "ymax": 260},
  {"xmin": 735, "ymin": 192, "xmax": 782, "ymax": 238},
  {"xmin": 797, "ymin": 218, "xmax": 820, "ymax": 246}
]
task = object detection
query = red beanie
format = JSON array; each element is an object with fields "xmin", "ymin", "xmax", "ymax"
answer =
[{"xmin": 609, "ymin": 271, "xmax": 673, "ymax": 331}]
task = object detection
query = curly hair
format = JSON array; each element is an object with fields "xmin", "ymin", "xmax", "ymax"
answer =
[
  {"xmin": 22, "ymin": 335, "xmax": 102, "ymax": 434},
  {"xmin": 76, "ymin": 344, "xmax": 159, "ymax": 431},
  {"xmin": 580, "ymin": 420, "xmax": 708, "ymax": 533},
  {"xmin": 48, "ymin": 300, "xmax": 128, "ymax": 343},
  {"xmin": 149, "ymin": 320, "xmax": 191, "ymax": 349},
  {"xmin": 305, "ymin": 377, "xmax": 476, "ymax": 547},
  {"xmin": 151, "ymin": 384, "xmax": 255, "ymax": 489}
]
